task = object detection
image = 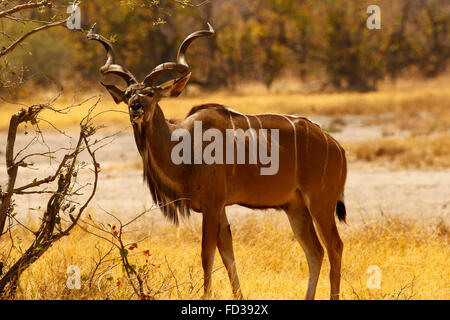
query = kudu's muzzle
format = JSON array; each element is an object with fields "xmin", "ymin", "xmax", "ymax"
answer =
[{"xmin": 129, "ymin": 98, "xmax": 145, "ymax": 122}]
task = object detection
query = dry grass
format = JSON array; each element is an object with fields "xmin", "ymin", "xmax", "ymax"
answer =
[
  {"xmin": 1, "ymin": 75, "xmax": 450, "ymax": 130},
  {"xmin": 345, "ymin": 133, "xmax": 450, "ymax": 169},
  {"xmin": 102, "ymin": 158, "xmax": 142, "ymax": 172},
  {"xmin": 6, "ymin": 213, "xmax": 449, "ymax": 300}
]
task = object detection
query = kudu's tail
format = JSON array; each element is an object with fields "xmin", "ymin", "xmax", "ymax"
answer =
[{"xmin": 336, "ymin": 193, "xmax": 347, "ymax": 223}]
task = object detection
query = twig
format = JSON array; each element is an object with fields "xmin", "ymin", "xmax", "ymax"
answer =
[
  {"xmin": 0, "ymin": 20, "xmax": 68, "ymax": 57},
  {"xmin": 0, "ymin": 1, "xmax": 52, "ymax": 19},
  {"xmin": 173, "ymin": 0, "xmax": 210, "ymax": 7}
]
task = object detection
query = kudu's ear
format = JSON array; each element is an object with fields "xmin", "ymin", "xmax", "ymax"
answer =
[
  {"xmin": 157, "ymin": 73, "xmax": 191, "ymax": 98},
  {"xmin": 100, "ymin": 81, "xmax": 126, "ymax": 104}
]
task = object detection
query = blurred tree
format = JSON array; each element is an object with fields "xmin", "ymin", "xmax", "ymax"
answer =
[
  {"xmin": 320, "ymin": 0, "xmax": 385, "ymax": 91},
  {"xmin": 383, "ymin": 0, "xmax": 415, "ymax": 80},
  {"xmin": 415, "ymin": 0, "xmax": 449, "ymax": 77},
  {"xmin": 1, "ymin": 0, "xmax": 449, "ymax": 93}
]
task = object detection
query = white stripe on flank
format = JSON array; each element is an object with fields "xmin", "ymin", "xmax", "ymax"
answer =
[
  {"xmin": 242, "ymin": 114, "xmax": 258, "ymax": 165},
  {"xmin": 278, "ymin": 115, "xmax": 298, "ymax": 179},
  {"xmin": 320, "ymin": 132, "xmax": 329, "ymax": 190},
  {"xmin": 303, "ymin": 119, "xmax": 310, "ymax": 165},
  {"xmin": 242, "ymin": 114, "xmax": 255, "ymax": 139},
  {"xmin": 226, "ymin": 108, "xmax": 237, "ymax": 177},
  {"xmin": 227, "ymin": 109, "xmax": 236, "ymax": 131},
  {"xmin": 253, "ymin": 115, "xmax": 268, "ymax": 167},
  {"xmin": 252, "ymin": 114, "xmax": 281, "ymax": 150},
  {"xmin": 253, "ymin": 115, "xmax": 266, "ymax": 143}
]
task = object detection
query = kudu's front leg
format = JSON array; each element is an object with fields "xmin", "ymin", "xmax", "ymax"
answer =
[
  {"xmin": 217, "ymin": 210, "xmax": 243, "ymax": 299},
  {"xmin": 201, "ymin": 206, "xmax": 222, "ymax": 299}
]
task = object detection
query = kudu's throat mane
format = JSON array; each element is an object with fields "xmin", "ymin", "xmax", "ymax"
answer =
[{"xmin": 133, "ymin": 107, "xmax": 191, "ymax": 225}]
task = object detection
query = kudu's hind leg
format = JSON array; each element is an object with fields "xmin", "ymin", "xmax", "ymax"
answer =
[
  {"xmin": 309, "ymin": 200, "xmax": 343, "ymax": 300},
  {"xmin": 217, "ymin": 210, "xmax": 243, "ymax": 299},
  {"xmin": 285, "ymin": 203, "xmax": 324, "ymax": 300}
]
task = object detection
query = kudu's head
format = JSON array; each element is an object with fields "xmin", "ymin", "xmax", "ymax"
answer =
[{"xmin": 87, "ymin": 23, "xmax": 214, "ymax": 123}]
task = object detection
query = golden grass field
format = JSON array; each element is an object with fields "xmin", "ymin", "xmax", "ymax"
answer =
[
  {"xmin": 1, "ymin": 75, "xmax": 449, "ymax": 300},
  {"xmin": 7, "ymin": 214, "xmax": 449, "ymax": 300},
  {"xmin": 7, "ymin": 213, "xmax": 450, "ymax": 299}
]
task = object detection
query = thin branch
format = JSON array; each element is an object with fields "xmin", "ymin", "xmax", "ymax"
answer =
[
  {"xmin": 0, "ymin": 20, "xmax": 67, "ymax": 57},
  {"xmin": 12, "ymin": 154, "xmax": 71, "ymax": 193},
  {"xmin": 0, "ymin": 1, "xmax": 52, "ymax": 19},
  {"xmin": 173, "ymin": 0, "xmax": 210, "ymax": 7},
  {"xmin": 60, "ymin": 133, "xmax": 100, "ymax": 234}
]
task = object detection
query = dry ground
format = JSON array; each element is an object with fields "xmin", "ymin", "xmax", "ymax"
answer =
[{"xmin": 0, "ymin": 75, "xmax": 449, "ymax": 299}]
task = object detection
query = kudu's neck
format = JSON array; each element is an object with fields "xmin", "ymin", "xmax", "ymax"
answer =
[{"xmin": 132, "ymin": 103, "xmax": 183, "ymax": 192}]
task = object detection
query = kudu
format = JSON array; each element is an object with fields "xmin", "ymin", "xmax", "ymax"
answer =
[{"xmin": 88, "ymin": 23, "xmax": 347, "ymax": 300}]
